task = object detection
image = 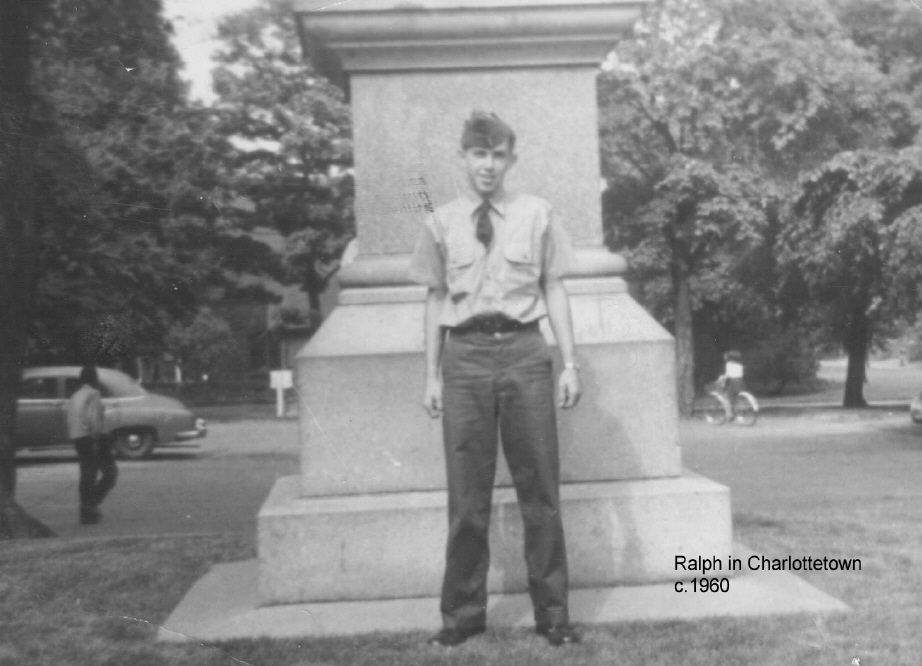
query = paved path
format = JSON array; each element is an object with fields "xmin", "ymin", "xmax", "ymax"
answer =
[
  {"xmin": 682, "ymin": 409, "xmax": 922, "ymax": 513},
  {"xmin": 14, "ymin": 409, "xmax": 922, "ymax": 539},
  {"xmin": 15, "ymin": 419, "xmax": 300, "ymax": 539}
]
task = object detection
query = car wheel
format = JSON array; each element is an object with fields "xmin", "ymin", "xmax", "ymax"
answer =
[{"xmin": 114, "ymin": 430, "xmax": 156, "ymax": 460}]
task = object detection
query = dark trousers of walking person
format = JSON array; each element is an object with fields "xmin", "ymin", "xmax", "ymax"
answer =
[
  {"xmin": 74, "ymin": 435, "xmax": 117, "ymax": 522},
  {"xmin": 439, "ymin": 326, "xmax": 569, "ymax": 631}
]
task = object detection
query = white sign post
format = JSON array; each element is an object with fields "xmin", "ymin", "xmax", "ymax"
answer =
[{"xmin": 270, "ymin": 370, "xmax": 294, "ymax": 418}]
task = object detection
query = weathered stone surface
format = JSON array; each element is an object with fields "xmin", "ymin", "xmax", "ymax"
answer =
[
  {"xmin": 349, "ymin": 67, "xmax": 604, "ymax": 255},
  {"xmin": 259, "ymin": 473, "xmax": 731, "ymax": 604},
  {"xmin": 294, "ymin": 0, "xmax": 649, "ymax": 85},
  {"xmin": 296, "ymin": 277, "xmax": 680, "ymax": 498}
]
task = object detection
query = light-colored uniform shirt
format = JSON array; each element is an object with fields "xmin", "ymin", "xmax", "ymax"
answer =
[
  {"xmin": 66, "ymin": 384, "xmax": 105, "ymax": 440},
  {"xmin": 408, "ymin": 191, "xmax": 576, "ymax": 327}
]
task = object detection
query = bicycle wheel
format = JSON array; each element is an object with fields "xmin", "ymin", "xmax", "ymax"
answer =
[
  {"xmin": 698, "ymin": 392, "xmax": 729, "ymax": 425},
  {"xmin": 732, "ymin": 392, "xmax": 759, "ymax": 426}
]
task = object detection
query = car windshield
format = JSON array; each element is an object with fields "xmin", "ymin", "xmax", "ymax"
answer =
[{"xmin": 98, "ymin": 371, "xmax": 147, "ymax": 398}]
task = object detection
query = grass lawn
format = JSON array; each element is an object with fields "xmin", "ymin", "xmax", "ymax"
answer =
[
  {"xmin": 1, "ymin": 488, "xmax": 920, "ymax": 664},
  {"xmin": 4, "ymin": 360, "xmax": 922, "ymax": 665},
  {"xmin": 755, "ymin": 358, "xmax": 922, "ymax": 408}
]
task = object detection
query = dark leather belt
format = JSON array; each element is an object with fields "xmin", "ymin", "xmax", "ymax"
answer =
[{"xmin": 450, "ymin": 315, "xmax": 539, "ymax": 336}]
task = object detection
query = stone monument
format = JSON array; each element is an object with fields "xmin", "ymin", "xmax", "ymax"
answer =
[{"xmin": 257, "ymin": 0, "xmax": 732, "ymax": 609}]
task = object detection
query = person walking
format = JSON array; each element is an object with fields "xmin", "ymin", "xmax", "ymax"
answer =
[
  {"xmin": 409, "ymin": 111, "xmax": 582, "ymax": 647},
  {"xmin": 66, "ymin": 366, "xmax": 117, "ymax": 525}
]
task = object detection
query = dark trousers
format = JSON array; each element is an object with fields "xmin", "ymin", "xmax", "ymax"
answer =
[
  {"xmin": 74, "ymin": 435, "xmax": 118, "ymax": 512},
  {"xmin": 726, "ymin": 378, "xmax": 744, "ymax": 411},
  {"xmin": 439, "ymin": 327, "xmax": 569, "ymax": 630}
]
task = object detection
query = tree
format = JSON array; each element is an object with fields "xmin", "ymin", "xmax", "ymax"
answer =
[
  {"xmin": 600, "ymin": 0, "xmax": 909, "ymax": 414},
  {"xmin": 0, "ymin": 0, "xmax": 55, "ymax": 537},
  {"xmin": 210, "ymin": 0, "xmax": 354, "ymax": 318},
  {"xmin": 605, "ymin": 156, "xmax": 766, "ymax": 415},
  {"xmin": 774, "ymin": 0, "xmax": 922, "ymax": 407},
  {"xmin": 26, "ymin": 0, "xmax": 284, "ymax": 364},
  {"xmin": 1, "ymin": 0, "xmax": 281, "ymax": 536},
  {"xmin": 165, "ymin": 307, "xmax": 244, "ymax": 382},
  {"xmin": 836, "ymin": 0, "xmax": 922, "ymax": 84},
  {"xmin": 783, "ymin": 147, "xmax": 922, "ymax": 406}
]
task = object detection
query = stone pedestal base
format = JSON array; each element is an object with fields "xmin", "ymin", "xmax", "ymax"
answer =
[
  {"xmin": 258, "ymin": 472, "xmax": 731, "ymax": 605},
  {"xmin": 294, "ymin": 275, "xmax": 682, "ymax": 498},
  {"xmin": 258, "ymin": 273, "xmax": 732, "ymax": 607}
]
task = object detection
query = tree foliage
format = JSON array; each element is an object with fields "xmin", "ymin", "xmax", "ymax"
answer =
[
  {"xmin": 600, "ymin": 0, "xmax": 919, "ymax": 412},
  {"xmin": 771, "ymin": 0, "xmax": 922, "ymax": 406},
  {"xmin": 27, "ymin": 0, "xmax": 199, "ymax": 360},
  {"xmin": 210, "ymin": 0, "xmax": 354, "ymax": 314},
  {"xmin": 1, "ymin": 0, "xmax": 289, "ymax": 536},
  {"xmin": 165, "ymin": 307, "xmax": 244, "ymax": 382},
  {"xmin": 782, "ymin": 147, "xmax": 922, "ymax": 406},
  {"xmin": 25, "ymin": 0, "xmax": 282, "ymax": 365},
  {"xmin": 836, "ymin": 0, "xmax": 922, "ymax": 84}
]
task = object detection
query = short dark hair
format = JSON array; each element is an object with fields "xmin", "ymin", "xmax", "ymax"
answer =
[
  {"xmin": 461, "ymin": 111, "xmax": 516, "ymax": 151},
  {"xmin": 79, "ymin": 366, "xmax": 98, "ymax": 386}
]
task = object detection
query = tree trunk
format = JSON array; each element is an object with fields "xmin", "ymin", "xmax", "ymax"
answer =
[
  {"xmin": 842, "ymin": 306, "xmax": 870, "ymax": 408},
  {"xmin": 0, "ymin": 0, "xmax": 53, "ymax": 539},
  {"xmin": 673, "ymin": 265, "xmax": 696, "ymax": 417}
]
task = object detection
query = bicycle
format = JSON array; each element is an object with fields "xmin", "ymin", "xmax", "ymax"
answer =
[{"xmin": 697, "ymin": 381, "xmax": 759, "ymax": 426}]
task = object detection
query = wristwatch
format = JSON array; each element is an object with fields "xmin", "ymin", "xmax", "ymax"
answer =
[{"xmin": 563, "ymin": 362, "xmax": 581, "ymax": 371}]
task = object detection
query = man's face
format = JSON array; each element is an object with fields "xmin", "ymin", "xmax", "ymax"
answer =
[{"xmin": 460, "ymin": 139, "xmax": 517, "ymax": 197}]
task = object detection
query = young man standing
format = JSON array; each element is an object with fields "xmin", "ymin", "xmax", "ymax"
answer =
[
  {"xmin": 66, "ymin": 366, "xmax": 117, "ymax": 525},
  {"xmin": 409, "ymin": 111, "xmax": 582, "ymax": 647}
]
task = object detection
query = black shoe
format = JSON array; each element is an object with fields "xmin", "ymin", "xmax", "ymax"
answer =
[
  {"xmin": 80, "ymin": 507, "xmax": 101, "ymax": 525},
  {"xmin": 427, "ymin": 626, "xmax": 485, "ymax": 647},
  {"xmin": 537, "ymin": 624, "xmax": 580, "ymax": 646}
]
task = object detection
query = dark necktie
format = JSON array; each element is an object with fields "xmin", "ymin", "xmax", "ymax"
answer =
[{"xmin": 475, "ymin": 198, "xmax": 493, "ymax": 248}]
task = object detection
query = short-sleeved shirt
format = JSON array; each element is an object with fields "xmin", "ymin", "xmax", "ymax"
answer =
[
  {"xmin": 725, "ymin": 361, "xmax": 744, "ymax": 380},
  {"xmin": 408, "ymin": 191, "xmax": 577, "ymax": 327},
  {"xmin": 66, "ymin": 384, "xmax": 105, "ymax": 440}
]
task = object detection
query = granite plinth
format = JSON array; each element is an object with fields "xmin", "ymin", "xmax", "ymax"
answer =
[
  {"xmin": 264, "ymin": 0, "xmax": 716, "ymax": 624},
  {"xmin": 258, "ymin": 472, "xmax": 731, "ymax": 605},
  {"xmin": 295, "ymin": 277, "xmax": 680, "ymax": 498}
]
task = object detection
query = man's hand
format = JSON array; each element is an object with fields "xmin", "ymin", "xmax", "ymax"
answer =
[
  {"xmin": 423, "ymin": 377, "xmax": 443, "ymax": 418},
  {"xmin": 557, "ymin": 367, "xmax": 581, "ymax": 409}
]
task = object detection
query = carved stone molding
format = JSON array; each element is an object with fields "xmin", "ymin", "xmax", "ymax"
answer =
[{"xmin": 294, "ymin": 0, "xmax": 650, "ymax": 86}]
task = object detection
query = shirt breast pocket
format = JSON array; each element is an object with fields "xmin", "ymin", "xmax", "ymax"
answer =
[
  {"xmin": 503, "ymin": 237, "xmax": 541, "ymax": 292},
  {"xmin": 446, "ymin": 246, "xmax": 477, "ymax": 296}
]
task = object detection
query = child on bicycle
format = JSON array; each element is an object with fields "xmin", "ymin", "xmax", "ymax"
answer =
[{"xmin": 717, "ymin": 350, "xmax": 745, "ymax": 419}]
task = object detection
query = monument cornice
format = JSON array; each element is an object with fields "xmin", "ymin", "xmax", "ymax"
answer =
[
  {"xmin": 293, "ymin": 0, "xmax": 650, "ymax": 86},
  {"xmin": 337, "ymin": 247, "xmax": 627, "ymax": 287}
]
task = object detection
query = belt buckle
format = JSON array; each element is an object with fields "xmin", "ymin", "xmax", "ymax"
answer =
[{"xmin": 484, "ymin": 317, "xmax": 505, "ymax": 335}]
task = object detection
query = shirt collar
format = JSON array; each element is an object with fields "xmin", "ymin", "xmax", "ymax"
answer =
[{"xmin": 465, "ymin": 189, "xmax": 507, "ymax": 218}]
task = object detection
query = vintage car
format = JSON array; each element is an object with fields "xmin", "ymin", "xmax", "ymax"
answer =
[{"xmin": 16, "ymin": 366, "xmax": 206, "ymax": 459}]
